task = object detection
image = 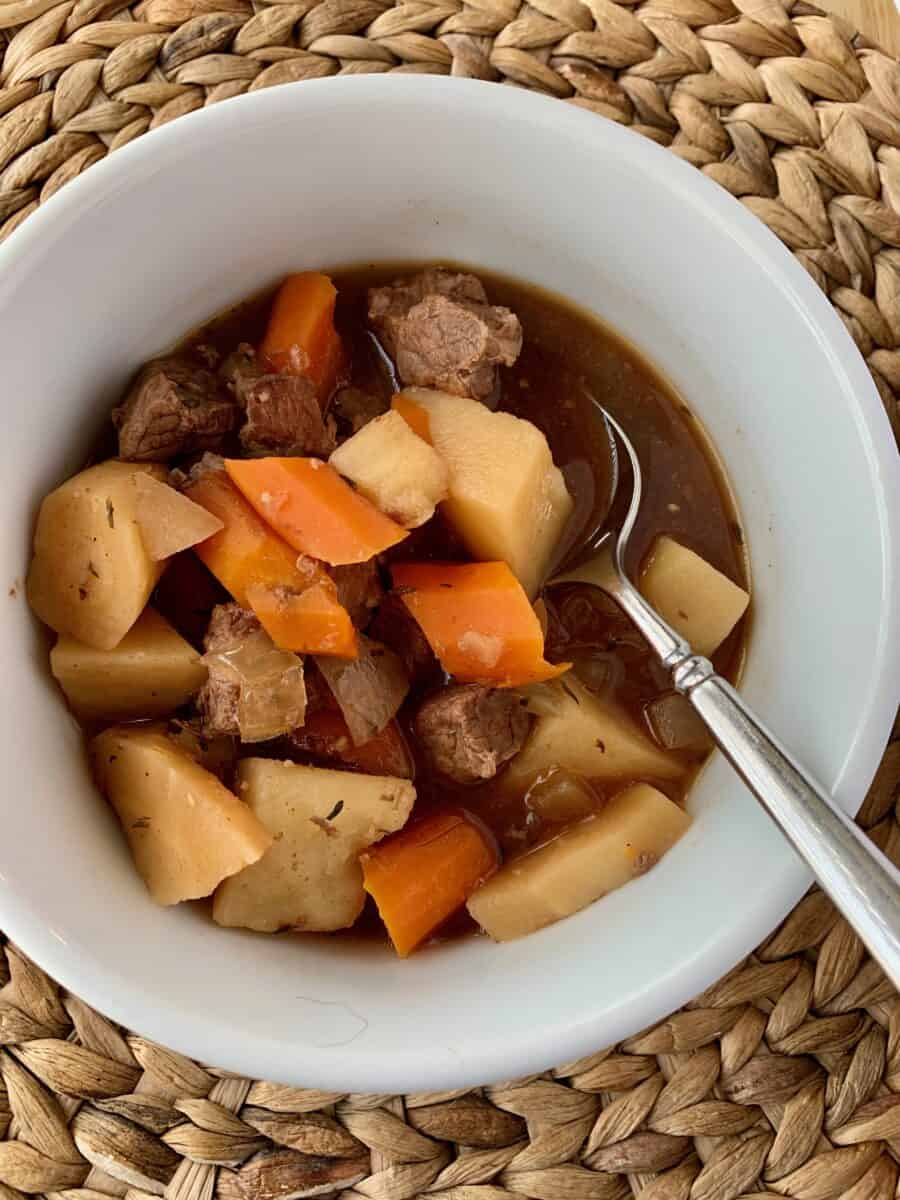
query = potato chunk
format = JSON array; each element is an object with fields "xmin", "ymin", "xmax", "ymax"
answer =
[
  {"xmin": 468, "ymin": 784, "xmax": 691, "ymax": 940},
  {"xmin": 132, "ymin": 473, "xmax": 224, "ymax": 560},
  {"xmin": 213, "ymin": 759, "xmax": 415, "ymax": 933},
  {"xmin": 503, "ymin": 675, "xmax": 683, "ymax": 791},
  {"xmin": 399, "ymin": 389, "xmax": 573, "ymax": 596},
  {"xmin": 28, "ymin": 460, "xmax": 167, "ymax": 650},
  {"xmin": 91, "ymin": 726, "xmax": 272, "ymax": 905},
  {"xmin": 50, "ymin": 607, "xmax": 206, "ymax": 720},
  {"xmin": 640, "ymin": 536, "xmax": 749, "ymax": 657},
  {"xmin": 329, "ymin": 410, "xmax": 448, "ymax": 528}
]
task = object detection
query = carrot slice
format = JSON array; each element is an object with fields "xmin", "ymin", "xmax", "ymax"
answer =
[
  {"xmin": 391, "ymin": 393, "xmax": 432, "ymax": 444},
  {"xmin": 260, "ymin": 273, "xmax": 344, "ymax": 404},
  {"xmin": 245, "ymin": 581, "xmax": 356, "ymax": 658},
  {"xmin": 185, "ymin": 468, "xmax": 356, "ymax": 657},
  {"xmin": 362, "ymin": 809, "xmax": 499, "ymax": 957},
  {"xmin": 224, "ymin": 457, "xmax": 408, "ymax": 566},
  {"xmin": 391, "ymin": 560, "xmax": 570, "ymax": 687}
]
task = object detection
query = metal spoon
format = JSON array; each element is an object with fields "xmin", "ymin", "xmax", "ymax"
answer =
[{"xmin": 549, "ymin": 403, "xmax": 900, "ymax": 988}]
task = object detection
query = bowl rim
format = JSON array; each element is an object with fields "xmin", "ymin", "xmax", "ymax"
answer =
[{"xmin": 2, "ymin": 73, "xmax": 899, "ymax": 1090}]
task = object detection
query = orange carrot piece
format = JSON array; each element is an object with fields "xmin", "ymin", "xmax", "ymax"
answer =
[
  {"xmin": 245, "ymin": 581, "xmax": 356, "ymax": 658},
  {"xmin": 391, "ymin": 393, "xmax": 432, "ymax": 443},
  {"xmin": 185, "ymin": 469, "xmax": 301, "ymax": 600},
  {"xmin": 260, "ymin": 273, "xmax": 344, "ymax": 404},
  {"xmin": 224, "ymin": 457, "xmax": 408, "ymax": 567},
  {"xmin": 391, "ymin": 560, "xmax": 570, "ymax": 687},
  {"xmin": 363, "ymin": 809, "xmax": 498, "ymax": 957},
  {"xmin": 292, "ymin": 710, "xmax": 414, "ymax": 779},
  {"xmin": 185, "ymin": 468, "xmax": 356, "ymax": 657}
]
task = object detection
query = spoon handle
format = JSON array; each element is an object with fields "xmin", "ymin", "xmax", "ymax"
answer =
[
  {"xmin": 682, "ymin": 661, "xmax": 900, "ymax": 988},
  {"xmin": 604, "ymin": 575, "xmax": 900, "ymax": 988}
]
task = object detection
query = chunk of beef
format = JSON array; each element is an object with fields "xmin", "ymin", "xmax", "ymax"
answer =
[
  {"xmin": 329, "ymin": 561, "xmax": 383, "ymax": 628},
  {"xmin": 368, "ymin": 269, "xmax": 522, "ymax": 401},
  {"xmin": 194, "ymin": 342, "xmax": 220, "ymax": 370},
  {"xmin": 396, "ymin": 295, "xmax": 522, "ymax": 401},
  {"xmin": 196, "ymin": 603, "xmax": 261, "ymax": 738},
  {"xmin": 369, "ymin": 592, "xmax": 440, "ymax": 688},
  {"xmin": 113, "ymin": 358, "xmax": 241, "ymax": 461},
  {"xmin": 369, "ymin": 270, "xmax": 488, "ymax": 334},
  {"xmin": 240, "ymin": 374, "xmax": 336, "ymax": 457},
  {"xmin": 219, "ymin": 343, "xmax": 262, "ymax": 403},
  {"xmin": 206, "ymin": 602, "xmax": 261, "ymax": 646},
  {"xmin": 414, "ymin": 684, "xmax": 531, "ymax": 784}
]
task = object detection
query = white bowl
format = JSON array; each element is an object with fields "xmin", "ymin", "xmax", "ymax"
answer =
[{"xmin": 1, "ymin": 77, "xmax": 898, "ymax": 1092}]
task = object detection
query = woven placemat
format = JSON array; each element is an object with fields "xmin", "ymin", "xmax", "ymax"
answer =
[{"xmin": 2, "ymin": 1, "xmax": 900, "ymax": 1196}]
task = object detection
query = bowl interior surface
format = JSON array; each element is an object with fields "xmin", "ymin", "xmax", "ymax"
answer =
[{"xmin": 0, "ymin": 76, "xmax": 897, "ymax": 1092}]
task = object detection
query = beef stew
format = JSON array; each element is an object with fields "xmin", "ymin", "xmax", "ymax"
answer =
[{"xmin": 27, "ymin": 265, "xmax": 749, "ymax": 956}]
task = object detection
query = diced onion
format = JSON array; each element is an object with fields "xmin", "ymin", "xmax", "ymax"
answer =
[
  {"xmin": 204, "ymin": 630, "xmax": 307, "ymax": 742},
  {"xmin": 315, "ymin": 635, "xmax": 409, "ymax": 745}
]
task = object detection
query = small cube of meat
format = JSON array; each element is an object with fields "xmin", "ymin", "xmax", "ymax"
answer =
[
  {"xmin": 369, "ymin": 592, "xmax": 440, "ymax": 687},
  {"xmin": 369, "ymin": 270, "xmax": 488, "ymax": 331},
  {"xmin": 206, "ymin": 601, "xmax": 261, "ymax": 646},
  {"xmin": 239, "ymin": 374, "xmax": 336, "ymax": 457},
  {"xmin": 395, "ymin": 295, "xmax": 522, "ymax": 401},
  {"xmin": 368, "ymin": 269, "xmax": 522, "ymax": 402},
  {"xmin": 219, "ymin": 343, "xmax": 263, "ymax": 403},
  {"xmin": 329, "ymin": 561, "xmax": 384, "ymax": 628},
  {"xmin": 194, "ymin": 342, "xmax": 220, "ymax": 369},
  {"xmin": 196, "ymin": 603, "xmax": 261, "ymax": 738},
  {"xmin": 414, "ymin": 684, "xmax": 531, "ymax": 784},
  {"xmin": 114, "ymin": 358, "xmax": 241, "ymax": 462}
]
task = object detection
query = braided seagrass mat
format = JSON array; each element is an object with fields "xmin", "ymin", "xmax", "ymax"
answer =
[{"xmin": 2, "ymin": 0, "xmax": 900, "ymax": 1193}]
